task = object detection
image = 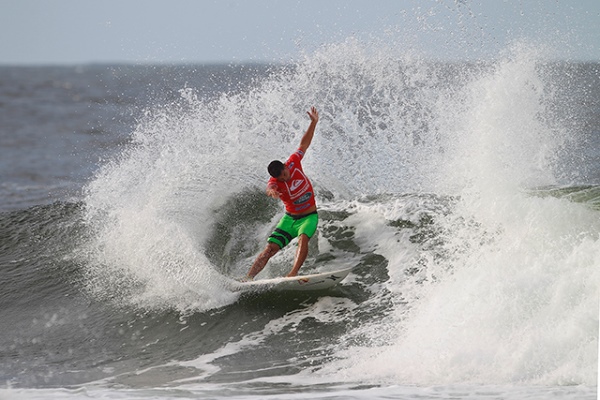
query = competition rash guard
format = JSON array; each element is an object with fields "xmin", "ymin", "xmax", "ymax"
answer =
[{"xmin": 268, "ymin": 149, "xmax": 316, "ymax": 214}]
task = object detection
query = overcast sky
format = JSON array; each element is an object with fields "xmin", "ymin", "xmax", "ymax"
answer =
[{"xmin": 1, "ymin": 0, "xmax": 599, "ymax": 65}]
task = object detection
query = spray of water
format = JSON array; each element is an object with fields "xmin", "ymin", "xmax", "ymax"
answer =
[
  {"xmin": 80, "ymin": 37, "xmax": 453, "ymax": 312},
  {"xmin": 312, "ymin": 43, "xmax": 599, "ymax": 386},
  {"xmin": 78, "ymin": 33, "xmax": 598, "ymax": 385}
]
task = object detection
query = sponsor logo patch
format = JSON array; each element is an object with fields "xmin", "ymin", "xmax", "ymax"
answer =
[{"xmin": 293, "ymin": 192, "xmax": 312, "ymax": 205}]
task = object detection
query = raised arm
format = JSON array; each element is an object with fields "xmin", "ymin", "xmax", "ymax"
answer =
[{"xmin": 298, "ymin": 107, "xmax": 319, "ymax": 153}]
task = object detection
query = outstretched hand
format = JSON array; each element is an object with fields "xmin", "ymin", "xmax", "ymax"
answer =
[
  {"xmin": 307, "ymin": 106, "xmax": 319, "ymax": 124},
  {"xmin": 266, "ymin": 184, "xmax": 281, "ymax": 199}
]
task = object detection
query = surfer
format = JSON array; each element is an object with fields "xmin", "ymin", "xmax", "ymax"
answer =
[{"xmin": 246, "ymin": 107, "xmax": 320, "ymax": 280}]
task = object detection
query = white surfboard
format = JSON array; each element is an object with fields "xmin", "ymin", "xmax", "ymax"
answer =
[{"xmin": 232, "ymin": 267, "xmax": 354, "ymax": 292}]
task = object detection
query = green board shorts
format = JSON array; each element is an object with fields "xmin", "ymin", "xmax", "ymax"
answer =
[{"xmin": 267, "ymin": 212, "xmax": 318, "ymax": 249}]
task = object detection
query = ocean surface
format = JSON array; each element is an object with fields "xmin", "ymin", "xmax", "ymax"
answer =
[{"xmin": 0, "ymin": 41, "xmax": 598, "ymax": 399}]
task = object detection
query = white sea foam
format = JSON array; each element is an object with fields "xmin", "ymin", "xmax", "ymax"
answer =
[
  {"xmin": 312, "ymin": 45, "xmax": 599, "ymax": 387},
  {"xmin": 79, "ymin": 34, "xmax": 598, "ymax": 387}
]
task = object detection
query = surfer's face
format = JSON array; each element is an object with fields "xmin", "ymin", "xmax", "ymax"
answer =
[{"xmin": 276, "ymin": 166, "xmax": 290, "ymax": 182}]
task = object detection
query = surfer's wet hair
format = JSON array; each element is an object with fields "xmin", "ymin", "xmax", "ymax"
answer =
[{"xmin": 268, "ymin": 160, "xmax": 285, "ymax": 178}]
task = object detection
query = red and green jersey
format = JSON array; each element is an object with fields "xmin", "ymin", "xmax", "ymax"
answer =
[{"xmin": 267, "ymin": 149, "xmax": 316, "ymax": 214}]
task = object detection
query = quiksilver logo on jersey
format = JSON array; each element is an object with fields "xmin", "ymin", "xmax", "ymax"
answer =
[{"xmin": 290, "ymin": 179, "xmax": 304, "ymax": 191}]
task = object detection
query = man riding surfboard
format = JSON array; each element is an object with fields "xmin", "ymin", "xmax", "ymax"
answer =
[{"xmin": 246, "ymin": 107, "xmax": 320, "ymax": 280}]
